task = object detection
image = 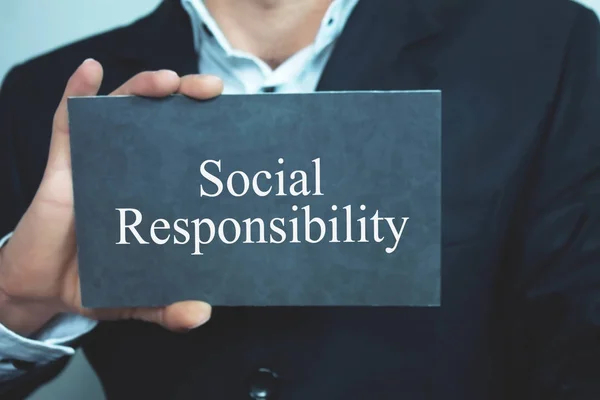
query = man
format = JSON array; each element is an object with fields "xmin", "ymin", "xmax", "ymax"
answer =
[{"xmin": 0, "ymin": 0, "xmax": 599, "ymax": 398}]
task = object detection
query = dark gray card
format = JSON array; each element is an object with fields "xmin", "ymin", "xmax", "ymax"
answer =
[{"xmin": 68, "ymin": 91, "xmax": 441, "ymax": 308}]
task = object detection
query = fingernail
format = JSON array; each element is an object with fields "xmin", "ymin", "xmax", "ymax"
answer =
[
  {"xmin": 157, "ymin": 69, "xmax": 179, "ymax": 79},
  {"xmin": 82, "ymin": 58, "xmax": 95, "ymax": 65},
  {"xmin": 190, "ymin": 313, "xmax": 211, "ymax": 330},
  {"xmin": 204, "ymin": 75, "xmax": 223, "ymax": 84}
]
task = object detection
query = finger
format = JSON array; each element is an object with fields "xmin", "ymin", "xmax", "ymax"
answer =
[
  {"xmin": 48, "ymin": 59, "xmax": 103, "ymax": 171},
  {"xmin": 178, "ymin": 74, "xmax": 223, "ymax": 99},
  {"xmin": 136, "ymin": 301, "xmax": 212, "ymax": 331},
  {"xmin": 84, "ymin": 301, "xmax": 212, "ymax": 332},
  {"xmin": 110, "ymin": 69, "xmax": 181, "ymax": 97}
]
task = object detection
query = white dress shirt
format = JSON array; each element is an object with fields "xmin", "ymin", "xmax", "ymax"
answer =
[{"xmin": 0, "ymin": 0, "xmax": 359, "ymax": 383}]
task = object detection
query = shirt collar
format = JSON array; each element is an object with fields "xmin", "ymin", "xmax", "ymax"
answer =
[{"xmin": 181, "ymin": 0, "xmax": 360, "ymax": 58}]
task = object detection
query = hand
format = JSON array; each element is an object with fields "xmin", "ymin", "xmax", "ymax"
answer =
[{"xmin": 0, "ymin": 59, "xmax": 224, "ymax": 336}]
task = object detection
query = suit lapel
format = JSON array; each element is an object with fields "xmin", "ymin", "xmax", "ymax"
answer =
[
  {"xmin": 317, "ymin": 0, "xmax": 448, "ymax": 92},
  {"xmin": 113, "ymin": 0, "xmax": 198, "ymax": 77}
]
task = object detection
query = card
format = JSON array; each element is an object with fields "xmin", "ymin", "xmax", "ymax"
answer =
[{"xmin": 68, "ymin": 91, "xmax": 441, "ymax": 307}]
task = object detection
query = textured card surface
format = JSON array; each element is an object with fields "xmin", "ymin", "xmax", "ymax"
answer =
[{"xmin": 68, "ymin": 92, "xmax": 441, "ymax": 308}]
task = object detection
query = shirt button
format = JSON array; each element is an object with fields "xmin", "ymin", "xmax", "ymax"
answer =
[{"xmin": 247, "ymin": 367, "xmax": 280, "ymax": 399}]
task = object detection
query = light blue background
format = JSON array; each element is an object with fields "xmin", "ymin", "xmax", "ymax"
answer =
[{"xmin": 0, "ymin": 1, "xmax": 598, "ymax": 399}]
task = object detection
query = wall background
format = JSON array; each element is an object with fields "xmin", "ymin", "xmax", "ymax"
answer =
[
  {"xmin": 0, "ymin": 0, "xmax": 163, "ymax": 81},
  {"xmin": 0, "ymin": 0, "xmax": 598, "ymax": 399}
]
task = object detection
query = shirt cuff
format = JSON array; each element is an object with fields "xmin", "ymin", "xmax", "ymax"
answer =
[
  {"xmin": 0, "ymin": 232, "xmax": 12, "ymax": 248},
  {"xmin": 0, "ymin": 232, "xmax": 98, "ymax": 382}
]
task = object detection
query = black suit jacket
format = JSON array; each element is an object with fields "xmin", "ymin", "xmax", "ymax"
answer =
[{"xmin": 1, "ymin": 0, "xmax": 599, "ymax": 399}]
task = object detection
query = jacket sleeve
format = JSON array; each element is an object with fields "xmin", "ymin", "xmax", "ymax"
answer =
[
  {"xmin": 0, "ymin": 65, "xmax": 30, "ymax": 238},
  {"xmin": 0, "ymin": 65, "xmax": 95, "ymax": 397},
  {"xmin": 0, "ymin": 356, "xmax": 72, "ymax": 400},
  {"xmin": 505, "ymin": 6, "xmax": 600, "ymax": 399}
]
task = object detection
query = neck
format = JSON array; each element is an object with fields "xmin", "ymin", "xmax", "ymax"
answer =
[{"xmin": 203, "ymin": 0, "xmax": 333, "ymax": 68}]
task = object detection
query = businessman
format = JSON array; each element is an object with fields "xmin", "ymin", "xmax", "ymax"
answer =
[{"xmin": 0, "ymin": 0, "xmax": 599, "ymax": 398}]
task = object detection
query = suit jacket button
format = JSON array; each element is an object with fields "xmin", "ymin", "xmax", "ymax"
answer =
[{"xmin": 248, "ymin": 368, "xmax": 280, "ymax": 399}]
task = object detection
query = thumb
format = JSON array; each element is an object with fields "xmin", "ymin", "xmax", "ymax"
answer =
[
  {"xmin": 47, "ymin": 59, "xmax": 103, "ymax": 172},
  {"xmin": 135, "ymin": 301, "xmax": 213, "ymax": 331},
  {"xmin": 86, "ymin": 301, "xmax": 213, "ymax": 332}
]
